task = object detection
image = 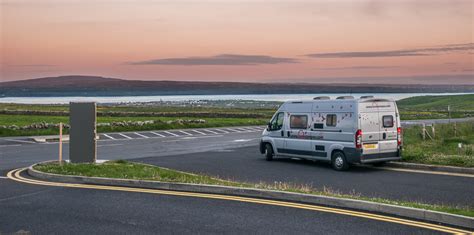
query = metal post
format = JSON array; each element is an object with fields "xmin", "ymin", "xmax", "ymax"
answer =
[
  {"xmin": 454, "ymin": 122, "xmax": 457, "ymax": 137},
  {"xmin": 422, "ymin": 123, "xmax": 426, "ymax": 140},
  {"xmin": 448, "ymin": 105, "xmax": 451, "ymax": 123},
  {"xmin": 431, "ymin": 124, "xmax": 435, "ymax": 139},
  {"xmin": 59, "ymin": 122, "xmax": 63, "ymax": 165}
]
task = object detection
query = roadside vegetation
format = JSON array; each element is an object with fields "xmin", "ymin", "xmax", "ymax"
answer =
[
  {"xmin": 397, "ymin": 94, "xmax": 474, "ymax": 120},
  {"xmin": 0, "ymin": 114, "xmax": 267, "ymax": 137},
  {"xmin": 402, "ymin": 122, "xmax": 474, "ymax": 167},
  {"xmin": 1, "ymin": 94, "xmax": 473, "ymax": 137},
  {"xmin": 34, "ymin": 160, "xmax": 474, "ymax": 218},
  {"xmin": 0, "ymin": 102, "xmax": 273, "ymax": 137}
]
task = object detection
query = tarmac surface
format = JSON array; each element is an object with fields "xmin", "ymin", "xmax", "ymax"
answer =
[{"xmin": 1, "ymin": 124, "xmax": 473, "ymax": 234}]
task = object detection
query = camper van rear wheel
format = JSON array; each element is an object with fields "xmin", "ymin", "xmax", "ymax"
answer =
[
  {"xmin": 331, "ymin": 151, "xmax": 349, "ymax": 171},
  {"xmin": 265, "ymin": 144, "xmax": 274, "ymax": 161}
]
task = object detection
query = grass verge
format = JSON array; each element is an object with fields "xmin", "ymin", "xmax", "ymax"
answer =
[
  {"xmin": 402, "ymin": 122, "xmax": 474, "ymax": 167},
  {"xmin": 34, "ymin": 160, "xmax": 474, "ymax": 218}
]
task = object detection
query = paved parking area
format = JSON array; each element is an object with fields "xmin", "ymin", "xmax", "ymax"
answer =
[{"xmin": 98, "ymin": 126, "xmax": 264, "ymax": 141}]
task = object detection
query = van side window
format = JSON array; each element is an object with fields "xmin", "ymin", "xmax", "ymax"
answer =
[
  {"xmin": 290, "ymin": 115, "xmax": 308, "ymax": 129},
  {"xmin": 326, "ymin": 114, "xmax": 337, "ymax": 127},
  {"xmin": 269, "ymin": 112, "xmax": 285, "ymax": 131},
  {"xmin": 383, "ymin": 115, "xmax": 394, "ymax": 128}
]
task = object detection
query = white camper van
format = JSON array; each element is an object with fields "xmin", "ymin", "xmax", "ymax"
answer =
[{"xmin": 259, "ymin": 96, "xmax": 402, "ymax": 171}]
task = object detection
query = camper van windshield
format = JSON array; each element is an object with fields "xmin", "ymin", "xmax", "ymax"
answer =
[{"xmin": 269, "ymin": 112, "xmax": 284, "ymax": 130}]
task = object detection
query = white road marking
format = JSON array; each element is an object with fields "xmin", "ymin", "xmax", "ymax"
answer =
[
  {"xmin": 203, "ymin": 129, "xmax": 219, "ymax": 134},
  {"xmin": 134, "ymin": 132, "xmax": 149, "ymax": 138},
  {"xmin": 178, "ymin": 130, "xmax": 193, "ymax": 136},
  {"xmin": 233, "ymin": 128, "xmax": 250, "ymax": 132},
  {"xmin": 378, "ymin": 167, "xmax": 474, "ymax": 178},
  {"xmin": 240, "ymin": 127, "xmax": 259, "ymax": 132},
  {"xmin": 233, "ymin": 138, "xmax": 257, "ymax": 142},
  {"xmin": 164, "ymin": 131, "xmax": 180, "ymax": 137},
  {"xmin": 180, "ymin": 135, "xmax": 223, "ymax": 140},
  {"xmin": 118, "ymin": 133, "xmax": 133, "ymax": 139},
  {"xmin": 97, "ymin": 143, "xmax": 123, "ymax": 147},
  {"xmin": 5, "ymin": 139, "xmax": 36, "ymax": 144},
  {"xmin": 102, "ymin": 134, "xmax": 116, "ymax": 140},
  {"xmin": 0, "ymin": 144, "xmax": 22, "ymax": 148},
  {"xmin": 0, "ymin": 176, "xmax": 8, "ymax": 179},
  {"xmin": 223, "ymin": 128, "xmax": 240, "ymax": 132},
  {"xmin": 191, "ymin": 130, "xmax": 207, "ymax": 135},
  {"xmin": 213, "ymin": 129, "xmax": 229, "ymax": 134},
  {"xmin": 150, "ymin": 131, "xmax": 166, "ymax": 137}
]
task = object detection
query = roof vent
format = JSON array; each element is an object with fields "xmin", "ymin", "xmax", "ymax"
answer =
[
  {"xmin": 336, "ymin": 96, "xmax": 354, "ymax": 100},
  {"xmin": 360, "ymin": 95, "xmax": 374, "ymax": 99},
  {"xmin": 313, "ymin": 96, "xmax": 330, "ymax": 100}
]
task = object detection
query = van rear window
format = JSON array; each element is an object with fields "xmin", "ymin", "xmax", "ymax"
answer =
[
  {"xmin": 290, "ymin": 115, "xmax": 308, "ymax": 129},
  {"xmin": 326, "ymin": 114, "xmax": 337, "ymax": 127},
  {"xmin": 383, "ymin": 115, "xmax": 394, "ymax": 128}
]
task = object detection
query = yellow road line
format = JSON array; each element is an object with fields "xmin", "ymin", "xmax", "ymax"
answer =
[
  {"xmin": 378, "ymin": 167, "xmax": 474, "ymax": 178},
  {"xmin": 7, "ymin": 168, "xmax": 472, "ymax": 234}
]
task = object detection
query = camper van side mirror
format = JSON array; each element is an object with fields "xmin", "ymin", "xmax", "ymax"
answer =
[{"xmin": 267, "ymin": 122, "xmax": 272, "ymax": 130}]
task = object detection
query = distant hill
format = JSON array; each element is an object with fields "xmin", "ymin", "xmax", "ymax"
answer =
[
  {"xmin": 1, "ymin": 75, "xmax": 473, "ymax": 97},
  {"xmin": 397, "ymin": 94, "xmax": 474, "ymax": 111}
]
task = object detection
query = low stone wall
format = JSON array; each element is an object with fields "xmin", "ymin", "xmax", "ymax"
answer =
[{"xmin": 0, "ymin": 109, "xmax": 268, "ymax": 118}]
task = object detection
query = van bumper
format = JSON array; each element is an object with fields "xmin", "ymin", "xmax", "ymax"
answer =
[{"xmin": 343, "ymin": 147, "xmax": 402, "ymax": 164}]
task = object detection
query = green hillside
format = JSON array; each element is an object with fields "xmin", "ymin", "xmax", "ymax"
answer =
[{"xmin": 397, "ymin": 94, "xmax": 474, "ymax": 111}]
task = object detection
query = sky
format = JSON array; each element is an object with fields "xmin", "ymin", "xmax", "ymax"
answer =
[{"xmin": 1, "ymin": 0, "xmax": 473, "ymax": 84}]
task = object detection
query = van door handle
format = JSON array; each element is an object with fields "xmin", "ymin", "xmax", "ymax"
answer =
[
  {"xmin": 281, "ymin": 130, "xmax": 284, "ymax": 137},
  {"xmin": 383, "ymin": 133, "xmax": 387, "ymax": 139},
  {"xmin": 287, "ymin": 131, "xmax": 290, "ymax": 137}
]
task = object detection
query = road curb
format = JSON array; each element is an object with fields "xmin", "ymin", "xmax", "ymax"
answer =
[
  {"xmin": 386, "ymin": 162, "xmax": 474, "ymax": 175},
  {"xmin": 29, "ymin": 135, "xmax": 101, "ymax": 143},
  {"xmin": 27, "ymin": 164, "xmax": 473, "ymax": 230},
  {"xmin": 30, "ymin": 135, "xmax": 70, "ymax": 143}
]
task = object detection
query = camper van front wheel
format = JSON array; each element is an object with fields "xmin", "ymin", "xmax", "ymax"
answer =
[
  {"xmin": 264, "ymin": 144, "xmax": 274, "ymax": 161},
  {"xmin": 331, "ymin": 151, "xmax": 349, "ymax": 171}
]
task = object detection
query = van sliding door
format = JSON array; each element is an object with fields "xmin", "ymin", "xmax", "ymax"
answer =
[{"xmin": 282, "ymin": 114, "xmax": 313, "ymax": 156}]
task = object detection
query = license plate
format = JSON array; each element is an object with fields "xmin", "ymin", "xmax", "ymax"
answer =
[{"xmin": 363, "ymin": 144, "xmax": 377, "ymax": 149}]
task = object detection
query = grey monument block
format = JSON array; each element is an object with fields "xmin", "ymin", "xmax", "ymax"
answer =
[{"xmin": 69, "ymin": 102, "xmax": 97, "ymax": 163}]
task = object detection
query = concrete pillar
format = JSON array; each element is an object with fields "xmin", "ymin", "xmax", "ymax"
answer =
[{"xmin": 69, "ymin": 102, "xmax": 97, "ymax": 163}]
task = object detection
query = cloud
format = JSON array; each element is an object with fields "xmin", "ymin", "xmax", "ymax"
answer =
[
  {"xmin": 320, "ymin": 65, "xmax": 401, "ymax": 70},
  {"xmin": 306, "ymin": 43, "xmax": 474, "ymax": 58},
  {"xmin": 129, "ymin": 54, "xmax": 298, "ymax": 66}
]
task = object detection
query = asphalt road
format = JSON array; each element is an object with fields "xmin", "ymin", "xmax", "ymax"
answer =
[
  {"xmin": 0, "ymin": 173, "xmax": 444, "ymax": 235},
  {"xmin": 133, "ymin": 145, "xmax": 474, "ymax": 207},
  {"xmin": 1, "ymin": 125, "xmax": 473, "ymax": 234}
]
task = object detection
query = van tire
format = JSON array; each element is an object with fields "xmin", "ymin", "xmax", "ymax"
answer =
[
  {"xmin": 331, "ymin": 151, "xmax": 349, "ymax": 171},
  {"xmin": 265, "ymin": 144, "xmax": 274, "ymax": 161}
]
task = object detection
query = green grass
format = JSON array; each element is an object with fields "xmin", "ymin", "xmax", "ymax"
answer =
[
  {"xmin": 402, "ymin": 122, "xmax": 474, "ymax": 167},
  {"xmin": 34, "ymin": 160, "xmax": 244, "ymax": 187},
  {"xmin": 0, "ymin": 114, "xmax": 267, "ymax": 137},
  {"xmin": 397, "ymin": 94, "xmax": 474, "ymax": 119},
  {"xmin": 34, "ymin": 161, "xmax": 474, "ymax": 218},
  {"xmin": 0, "ymin": 103, "xmax": 277, "ymax": 115},
  {"xmin": 397, "ymin": 94, "xmax": 474, "ymax": 111}
]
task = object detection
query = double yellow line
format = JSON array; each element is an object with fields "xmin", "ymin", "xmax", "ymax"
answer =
[{"xmin": 7, "ymin": 168, "xmax": 472, "ymax": 234}]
